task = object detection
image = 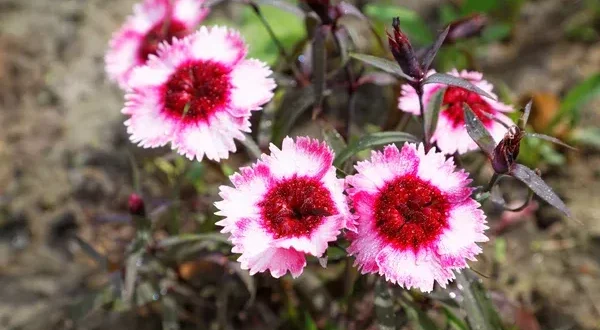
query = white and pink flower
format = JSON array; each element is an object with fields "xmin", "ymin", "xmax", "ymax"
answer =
[
  {"xmin": 215, "ymin": 137, "xmax": 354, "ymax": 278},
  {"xmin": 346, "ymin": 143, "xmax": 488, "ymax": 292},
  {"xmin": 106, "ymin": 0, "xmax": 209, "ymax": 88},
  {"xmin": 398, "ymin": 69, "xmax": 514, "ymax": 155},
  {"xmin": 122, "ymin": 26, "xmax": 276, "ymax": 161}
]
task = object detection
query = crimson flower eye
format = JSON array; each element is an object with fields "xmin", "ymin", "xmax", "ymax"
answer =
[{"xmin": 346, "ymin": 143, "xmax": 488, "ymax": 292}]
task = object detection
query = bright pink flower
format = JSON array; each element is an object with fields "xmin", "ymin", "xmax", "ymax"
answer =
[
  {"xmin": 105, "ymin": 0, "xmax": 209, "ymax": 88},
  {"xmin": 215, "ymin": 137, "xmax": 354, "ymax": 278},
  {"xmin": 122, "ymin": 26, "xmax": 276, "ymax": 161},
  {"xmin": 398, "ymin": 69, "xmax": 514, "ymax": 154},
  {"xmin": 346, "ymin": 143, "xmax": 488, "ymax": 292}
]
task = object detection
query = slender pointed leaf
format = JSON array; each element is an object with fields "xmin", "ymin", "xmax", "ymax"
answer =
[
  {"xmin": 525, "ymin": 133, "xmax": 576, "ymax": 150},
  {"xmin": 463, "ymin": 104, "xmax": 496, "ymax": 155},
  {"xmin": 157, "ymin": 233, "xmax": 231, "ymax": 248},
  {"xmin": 510, "ymin": 164, "xmax": 571, "ymax": 217},
  {"xmin": 455, "ymin": 270, "xmax": 505, "ymax": 330},
  {"xmin": 271, "ymin": 87, "xmax": 317, "ymax": 144},
  {"xmin": 240, "ymin": 133, "xmax": 263, "ymax": 159},
  {"xmin": 401, "ymin": 299, "xmax": 438, "ymax": 330},
  {"xmin": 161, "ymin": 295, "xmax": 180, "ymax": 330},
  {"xmin": 73, "ymin": 235, "xmax": 108, "ymax": 271},
  {"xmin": 421, "ymin": 26, "xmax": 450, "ymax": 71},
  {"xmin": 334, "ymin": 132, "xmax": 419, "ymax": 167},
  {"xmin": 551, "ymin": 73, "xmax": 600, "ymax": 129},
  {"xmin": 375, "ymin": 279, "xmax": 396, "ymax": 330},
  {"xmin": 519, "ymin": 100, "xmax": 532, "ymax": 129},
  {"xmin": 424, "ymin": 88, "xmax": 446, "ymax": 141},
  {"xmin": 313, "ymin": 26, "xmax": 327, "ymax": 112},
  {"xmin": 252, "ymin": 0, "xmax": 306, "ymax": 17},
  {"xmin": 350, "ymin": 53, "xmax": 414, "ymax": 81},
  {"xmin": 424, "ymin": 73, "xmax": 495, "ymax": 100},
  {"xmin": 357, "ymin": 72, "xmax": 397, "ymax": 86},
  {"xmin": 228, "ymin": 262, "xmax": 257, "ymax": 308},
  {"xmin": 443, "ymin": 306, "xmax": 469, "ymax": 330},
  {"xmin": 321, "ymin": 125, "xmax": 347, "ymax": 154}
]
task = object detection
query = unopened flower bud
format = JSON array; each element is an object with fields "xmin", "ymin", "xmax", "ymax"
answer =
[
  {"xmin": 446, "ymin": 14, "xmax": 488, "ymax": 44},
  {"xmin": 128, "ymin": 193, "xmax": 146, "ymax": 217},
  {"xmin": 387, "ymin": 17, "xmax": 423, "ymax": 80},
  {"xmin": 492, "ymin": 126, "xmax": 524, "ymax": 174},
  {"xmin": 304, "ymin": 0, "xmax": 335, "ymax": 25}
]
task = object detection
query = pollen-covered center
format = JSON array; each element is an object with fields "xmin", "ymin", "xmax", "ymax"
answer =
[
  {"xmin": 374, "ymin": 175, "xmax": 450, "ymax": 251},
  {"xmin": 442, "ymin": 86, "xmax": 495, "ymax": 128},
  {"xmin": 138, "ymin": 19, "xmax": 188, "ymax": 62},
  {"xmin": 259, "ymin": 176, "xmax": 336, "ymax": 239},
  {"xmin": 162, "ymin": 61, "xmax": 232, "ymax": 123}
]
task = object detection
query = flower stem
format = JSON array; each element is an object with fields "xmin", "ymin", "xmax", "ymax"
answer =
[
  {"xmin": 416, "ymin": 83, "xmax": 430, "ymax": 151},
  {"xmin": 248, "ymin": 2, "xmax": 308, "ymax": 86},
  {"xmin": 332, "ymin": 28, "xmax": 356, "ymax": 140},
  {"xmin": 485, "ymin": 173, "xmax": 500, "ymax": 192}
]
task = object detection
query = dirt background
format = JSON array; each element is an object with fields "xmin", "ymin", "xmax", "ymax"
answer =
[{"xmin": 0, "ymin": 0, "xmax": 599, "ymax": 329}]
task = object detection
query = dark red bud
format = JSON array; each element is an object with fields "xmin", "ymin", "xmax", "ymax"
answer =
[
  {"xmin": 128, "ymin": 193, "xmax": 146, "ymax": 217},
  {"xmin": 492, "ymin": 126, "xmax": 524, "ymax": 174},
  {"xmin": 446, "ymin": 14, "xmax": 488, "ymax": 44},
  {"xmin": 304, "ymin": 0, "xmax": 335, "ymax": 25},
  {"xmin": 387, "ymin": 17, "xmax": 424, "ymax": 80}
]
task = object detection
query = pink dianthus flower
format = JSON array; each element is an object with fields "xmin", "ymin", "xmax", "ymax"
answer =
[
  {"xmin": 399, "ymin": 69, "xmax": 514, "ymax": 154},
  {"xmin": 122, "ymin": 26, "xmax": 275, "ymax": 161},
  {"xmin": 346, "ymin": 143, "xmax": 488, "ymax": 292},
  {"xmin": 215, "ymin": 137, "xmax": 354, "ymax": 278},
  {"xmin": 106, "ymin": 0, "xmax": 210, "ymax": 88}
]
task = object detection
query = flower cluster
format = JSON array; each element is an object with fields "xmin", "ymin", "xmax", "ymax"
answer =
[
  {"xmin": 105, "ymin": 1, "xmax": 507, "ymax": 293},
  {"xmin": 215, "ymin": 137, "xmax": 487, "ymax": 291}
]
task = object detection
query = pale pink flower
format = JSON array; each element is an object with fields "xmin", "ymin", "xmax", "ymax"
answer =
[
  {"xmin": 215, "ymin": 137, "xmax": 354, "ymax": 278},
  {"xmin": 398, "ymin": 69, "xmax": 514, "ymax": 154},
  {"xmin": 346, "ymin": 143, "xmax": 488, "ymax": 292},
  {"xmin": 106, "ymin": 0, "xmax": 209, "ymax": 88},
  {"xmin": 122, "ymin": 26, "xmax": 276, "ymax": 161}
]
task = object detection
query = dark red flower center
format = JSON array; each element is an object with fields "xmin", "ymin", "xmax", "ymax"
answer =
[
  {"xmin": 374, "ymin": 175, "xmax": 450, "ymax": 252},
  {"xmin": 162, "ymin": 60, "xmax": 232, "ymax": 123},
  {"xmin": 259, "ymin": 176, "xmax": 336, "ymax": 239},
  {"xmin": 442, "ymin": 86, "xmax": 494, "ymax": 128},
  {"xmin": 138, "ymin": 19, "xmax": 188, "ymax": 62}
]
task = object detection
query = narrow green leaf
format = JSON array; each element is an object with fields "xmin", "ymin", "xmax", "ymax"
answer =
[
  {"xmin": 161, "ymin": 295, "xmax": 180, "ymax": 330},
  {"xmin": 271, "ymin": 87, "xmax": 317, "ymax": 144},
  {"xmin": 334, "ymin": 131, "xmax": 419, "ymax": 167},
  {"xmin": 424, "ymin": 88, "xmax": 446, "ymax": 142},
  {"xmin": 455, "ymin": 270, "xmax": 505, "ymax": 330},
  {"xmin": 424, "ymin": 73, "xmax": 495, "ymax": 100},
  {"xmin": 72, "ymin": 235, "xmax": 108, "ymax": 271},
  {"xmin": 375, "ymin": 279, "xmax": 396, "ymax": 330},
  {"xmin": 401, "ymin": 299, "xmax": 438, "ymax": 330},
  {"xmin": 253, "ymin": 0, "xmax": 306, "ymax": 18},
  {"xmin": 350, "ymin": 53, "xmax": 414, "ymax": 81},
  {"xmin": 443, "ymin": 306, "xmax": 469, "ymax": 330},
  {"xmin": 157, "ymin": 233, "xmax": 231, "ymax": 248},
  {"xmin": 321, "ymin": 125, "xmax": 347, "ymax": 155},
  {"xmin": 552, "ymin": 73, "xmax": 600, "ymax": 129}
]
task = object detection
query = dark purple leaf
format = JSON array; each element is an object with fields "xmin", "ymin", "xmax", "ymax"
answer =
[
  {"xmin": 313, "ymin": 26, "xmax": 327, "ymax": 111},
  {"xmin": 525, "ymin": 133, "xmax": 576, "ymax": 150},
  {"xmin": 424, "ymin": 88, "xmax": 445, "ymax": 141},
  {"xmin": 510, "ymin": 164, "xmax": 571, "ymax": 217},
  {"xmin": 463, "ymin": 103, "xmax": 496, "ymax": 155},
  {"xmin": 421, "ymin": 26, "xmax": 450, "ymax": 71},
  {"xmin": 519, "ymin": 100, "xmax": 532, "ymax": 129},
  {"xmin": 424, "ymin": 73, "xmax": 495, "ymax": 100},
  {"xmin": 337, "ymin": 1, "xmax": 365, "ymax": 19},
  {"xmin": 357, "ymin": 72, "xmax": 397, "ymax": 86},
  {"xmin": 350, "ymin": 53, "xmax": 414, "ymax": 81}
]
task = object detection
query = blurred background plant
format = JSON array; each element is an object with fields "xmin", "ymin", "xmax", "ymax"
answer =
[{"xmin": 0, "ymin": 0, "xmax": 599, "ymax": 329}]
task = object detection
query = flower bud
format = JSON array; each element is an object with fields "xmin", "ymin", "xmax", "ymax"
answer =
[
  {"xmin": 492, "ymin": 126, "xmax": 524, "ymax": 174},
  {"xmin": 128, "ymin": 193, "xmax": 146, "ymax": 217},
  {"xmin": 446, "ymin": 14, "xmax": 488, "ymax": 44},
  {"xmin": 387, "ymin": 17, "xmax": 424, "ymax": 80},
  {"xmin": 304, "ymin": 0, "xmax": 335, "ymax": 25}
]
